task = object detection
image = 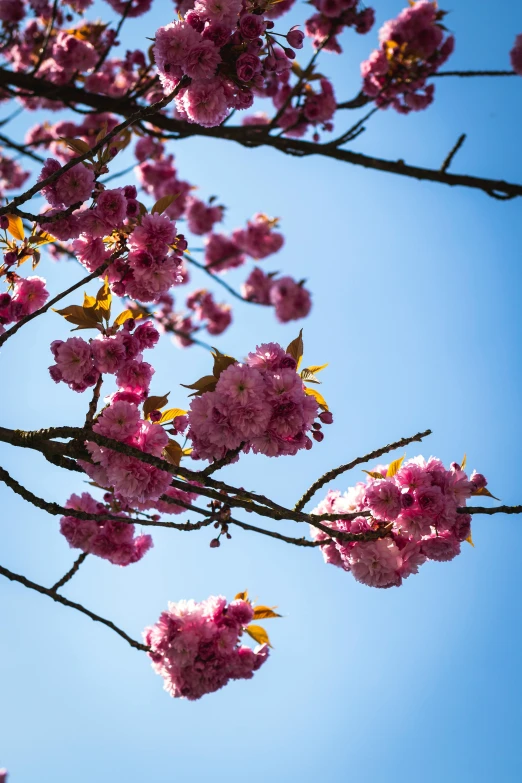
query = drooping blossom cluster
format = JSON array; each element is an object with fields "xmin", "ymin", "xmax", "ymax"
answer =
[
  {"xmin": 60, "ymin": 491, "xmax": 153, "ymax": 566},
  {"xmin": 311, "ymin": 456, "xmax": 487, "ymax": 588},
  {"xmin": 49, "ymin": 318, "xmax": 159, "ymax": 393},
  {"xmin": 242, "ymin": 267, "xmax": 312, "ymax": 323},
  {"xmin": 186, "ymin": 341, "xmax": 331, "ymax": 461},
  {"xmin": 153, "ymin": 1, "xmax": 314, "ymax": 128},
  {"xmin": 305, "ymin": 0, "xmax": 375, "ymax": 54},
  {"xmin": 511, "ymin": 33, "xmax": 522, "ymax": 75},
  {"xmin": 143, "ymin": 595, "xmax": 269, "ymax": 700},
  {"xmin": 361, "ymin": 1, "xmax": 454, "ymax": 113}
]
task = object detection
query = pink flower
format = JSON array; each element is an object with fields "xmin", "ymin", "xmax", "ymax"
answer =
[
  {"xmin": 421, "ymin": 531, "xmax": 461, "ymax": 562},
  {"xmin": 178, "ymin": 78, "xmax": 229, "ymax": 128},
  {"xmin": 91, "ymin": 334, "xmax": 127, "ymax": 374},
  {"xmin": 241, "ymin": 267, "xmax": 272, "ymax": 304},
  {"xmin": 349, "ymin": 538, "xmax": 402, "ymax": 588},
  {"xmin": 185, "ymin": 196, "xmax": 223, "ymax": 235},
  {"xmin": 184, "ymin": 40, "xmax": 221, "ymax": 79},
  {"xmin": 215, "ymin": 363, "xmax": 264, "ymax": 405},
  {"xmin": 11, "ymin": 276, "xmax": 48, "ymax": 317},
  {"xmin": 96, "ymin": 188, "xmax": 128, "ymax": 227},
  {"xmin": 52, "ymin": 31, "xmax": 98, "ymax": 72},
  {"xmin": 129, "ymin": 213, "xmax": 176, "ymax": 255},
  {"xmin": 50, "ymin": 336, "xmax": 95, "ymax": 385},
  {"xmin": 0, "ymin": 0, "xmax": 24, "ymax": 22},
  {"xmin": 194, "ymin": 0, "xmax": 242, "ymax": 26},
  {"xmin": 55, "ymin": 164, "xmax": 95, "ymax": 208},
  {"xmin": 269, "ymin": 277, "xmax": 312, "ymax": 323},
  {"xmin": 93, "ymin": 401, "xmax": 141, "ymax": 440},
  {"xmin": 72, "ymin": 236, "xmax": 111, "ymax": 272},
  {"xmin": 510, "ymin": 34, "xmax": 522, "ymax": 76},
  {"xmin": 364, "ymin": 479, "xmax": 402, "ymax": 521},
  {"xmin": 116, "ymin": 360, "xmax": 154, "ymax": 395},
  {"xmin": 104, "ymin": 0, "xmax": 152, "ymax": 15}
]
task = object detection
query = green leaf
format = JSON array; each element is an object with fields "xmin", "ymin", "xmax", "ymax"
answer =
[
  {"xmin": 151, "ymin": 193, "xmax": 179, "ymax": 215},
  {"xmin": 304, "ymin": 386, "xmax": 328, "ymax": 411},
  {"xmin": 244, "ymin": 624, "xmax": 272, "ymax": 648},
  {"xmin": 252, "ymin": 606, "xmax": 281, "ymax": 620},
  {"xmin": 286, "ymin": 329, "xmax": 304, "ymax": 369},
  {"xmin": 143, "ymin": 393, "xmax": 169, "ymax": 420},
  {"xmin": 362, "ymin": 470, "xmax": 385, "ymax": 480},
  {"xmin": 235, "ymin": 590, "xmax": 248, "ymax": 601},
  {"xmin": 386, "ymin": 455, "xmax": 405, "ymax": 478},
  {"xmin": 471, "ymin": 486, "xmax": 500, "ymax": 501},
  {"xmin": 163, "ymin": 438, "xmax": 182, "ymax": 467},
  {"xmin": 159, "ymin": 407, "xmax": 187, "ymax": 424},
  {"xmin": 6, "ymin": 214, "xmax": 24, "ymax": 241}
]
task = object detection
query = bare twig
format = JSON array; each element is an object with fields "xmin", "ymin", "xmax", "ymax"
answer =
[
  {"xmin": 441, "ymin": 133, "xmax": 467, "ymax": 173},
  {"xmin": 0, "ymin": 563, "xmax": 148, "ymax": 651},
  {"xmin": 294, "ymin": 429, "xmax": 432, "ymax": 512},
  {"xmin": 85, "ymin": 376, "xmax": 103, "ymax": 428},
  {"xmin": 185, "ymin": 254, "xmax": 269, "ymax": 307},
  {"xmin": 50, "ymin": 552, "xmax": 88, "ymax": 592}
]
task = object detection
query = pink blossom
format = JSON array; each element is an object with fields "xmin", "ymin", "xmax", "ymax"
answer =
[
  {"xmin": 50, "ymin": 336, "xmax": 96, "ymax": 386},
  {"xmin": 129, "ymin": 213, "xmax": 176, "ymax": 255},
  {"xmin": 93, "ymin": 401, "xmax": 141, "ymax": 440},
  {"xmin": 349, "ymin": 538, "xmax": 402, "ymax": 588},
  {"xmin": 269, "ymin": 277, "xmax": 312, "ymax": 323},
  {"xmin": 11, "ymin": 276, "xmax": 48, "ymax": 318},
  {"xmin": 91, "ymin": 334, "xmax": 127, "ymax": 374},
  {"xmin": 178, "ymin": 78, "xmax": 229, "ymax": 128},
  {"xmin": 116, "ymin": 360, "xmax": 154, "ymax": 395},
  {"xmin": 103, "ymin": 0, "xmax": 152, "ymax": 16},
  {"xmin": 96, "ymin": 188, "xmax": 128, "ymax": 227},
  {"xmin": 0, "ymin": 0, "xmax": 24, "ymax": 23},
  {"xmin": 55, "ymin": 164, "xmax": 95, "ymax": 208},
  {"xmin": 184, "ymin": 40, "xmax": 221, "ymax": 79},
  {"xmin": 52, "ymin": 32, "xmax": 98, "ymax": 72},
  {"xmin": 364, "ymin": 479, "xmax": 402, "ymax": 521},
  {"xmin": 72, "ymin": 236, "xmax": 111, "ymax": 272}
]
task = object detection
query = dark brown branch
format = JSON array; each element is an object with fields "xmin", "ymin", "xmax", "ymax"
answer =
[
  {"xmin": 50, "ymin": 552, "xmax": 88, "ymax": 592},
  {"xmin": 441, "ymin": 133, "xmax": 467, "ymax": 173},
  {"xmin": 432, "ymin": 70, "xmax": 516, "ymax": 77},
  {"xmin": 94, "ymin": 0, "xmax": 133, "ymax": 72},
  {"xmin": 85, "ymin": 376, "xmax": 103, "ymax": 428},
  {"xmin": 0, "ymin": 69, "xmax": 521, "ymax": 200},
  {"xmin": 460, "ymin": 505, "xmax": 522, "ymax": 515},
  {"xmin": 202, "ymin": 443, "xmax": 246, "ymax": 477},
  {"xmin": 294, "ymin": 429, "xmax": 432, "ymax": 512},
  {"xmin": 185, "ymin": 254, "xmax": 268, "ymax": 307},
  {"xmin": 0, "ymin": 130, "xmax": 45, "ymax": 163},
  {"xmin": 0, "ymin": 563, "xmax": 148, "ymax": 651}
]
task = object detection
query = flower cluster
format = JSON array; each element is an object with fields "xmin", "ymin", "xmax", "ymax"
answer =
[
  {"xmin": 0, "ymin": 148, "xmax": 29, "ymax": 199},
  {"xmin": 153, "ymin": 1, "xmax": 308, "ymax": 128},
  {"xmin": 205, "ymin": 213, "xmax": 284, "ymax": 271},
  {"xmin": 60, "ymin": 492, "xmax": 153, "ymax": 566},
  {"xmin": 305, "ymin": 0, "xmax": 375, "ymax": 54},
  {"xmin": 0, "ymin": 275, "xmax": 48, "ymax": 335},
  {"xmin": 361, "ymin": 1, "xmax": 454, "ymax": 113},
  {"xmin": 311, "ymin": 456, "xmax": 486, "ymax": 588},
  {"xmin": 242, "ymin": 267, "xmax": 312, "ymax": 322},
  {"xmin": 143, "ymin": 595, "xmax": 269, "ymax": 700},
  {"xmin": 187, "ymin": 341, "xmax": 329, "ymax": 461},
  {"xmin": 49, "ymin": 318, "xmax": 159, "ymax": 394}
]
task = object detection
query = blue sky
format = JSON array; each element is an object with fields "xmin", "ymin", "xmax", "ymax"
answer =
[{"xmin": 1, "ymin": 1, "xmax": 522, "ymax": 781}]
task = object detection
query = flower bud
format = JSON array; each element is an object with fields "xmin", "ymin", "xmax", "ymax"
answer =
[
  {"xmin": 286, "ymin": 29, "xmax": 304, "ymax": 49},
  {"xmin": 210, "ymin": 538, "xmax": 220, "ymax": 548},
  {"xmin": 312, "ymin": 430, "xmax": 324, "ymax": 442},
  {"xmin": 319, "ymin": 411, "xmax": 333, "ymax": 424}
]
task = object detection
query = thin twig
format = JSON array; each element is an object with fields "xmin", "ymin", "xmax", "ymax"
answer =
[
  {"xmin": 441, "ymin": 133, "xmax": 467, "ymax": 173},
  {"xmin": 94, "ymin": 0, "xmax": 134, "ymax": 72},
  {"xmin": 185, "ymin": 254, "xmax": 268, "ymax": 307},
  {"xmin": 85, "ymin": 376, "xmax": 103, "ymax": 428},
  {"xmin": 50, "ymin": 552, "xmax": 88, "ymax": 592},
  {"xmin": 0, "ymin": 563, "xmax": 148, "ymax": 651},
  {"xmin": 0, "ymin": 131, "xmax": 45, "ymax": 163},
  {"xmin": 294, "ymin": 429, "xmax": 432, "ymax": 512}
]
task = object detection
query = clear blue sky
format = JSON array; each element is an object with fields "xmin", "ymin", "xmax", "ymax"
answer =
[{"xmin": 1, "ymin": 1, "xmax": 522, "ymax": 781}]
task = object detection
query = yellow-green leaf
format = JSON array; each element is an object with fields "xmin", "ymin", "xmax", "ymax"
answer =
[
  {"xmin": 62, "ymin": 137, "xmax": 91, "ymax": 156},
  {"xmin": 362, "ymin": 470, "xmax": 385, "ymax": 480},
  {"xmin": 30, "ymin": 231, "xmax": 55, "ymax": 246},
  {"xmin": 252, "ymin": 606, "xmax": 281, "ymax": 620},
  {"xmin": 159, "ymin": 407, "xmax": 187, "ymax": 424},
  {"xmin": 304, "ymin": 386, "xmax": 328, "ymax": 411},
  {"xmin": 212, "ymin": 348, "xmax": 237, "ymax": 379},
  {"xmin": 460, "ymin": 453, "xmax": 467, "ymax": 471},
  {"xmin": 113, "ymin": 309, "xmax": 134, "ymax": 327},
  {"xmin": 386, "ymin": 455, "xmax": 405, "ymax": 478},
  {"xmin": 244, "ymin": 624, "xmax": 272, "ymax": 648},
  {"xmin": 465, "ymin": 530, "xmax": 475, "ymax": 547},
  {"xmin": 53, "ymin": 304, "xmax": 100, "ymax": 329},
  {"xmin": 471, "ymin": 486, "xmax": 500, "ymax": 501},
  {"xmin": 151, "ymin": 193, "xmax": 179, "ymax": 215},
  {"xmin": 163, "ymin": 438, "xmax": 182, "ymax": 467},
  {"xmin": 95, "ymin": 277, "xmax": 111, "ymax": 321},
  {"xmin": 286, "ymin": 329, "xmax": 304, "ymax": 369},
  {"xmin": 181, "ymin": 375, "xmax": 218, "ymax": 396},
  {"xmin": 182, "ymin": 447, "xmax": 193, "ymax": 456},
  {"xmin": 83, "ymin": 292, "xmax": 96, "ymax": 309},
  {"xmin": 300, "ymin": 368, "xmax": 322, "ymax": 385},
  {"xmin": 6, "ymin": 214, "xmax": 24, "ymax": 241},
  {"xmin": 306, "ymin": 363, "xmax": 328, "ymax": 374},
  {"xmin": 235, "ymin": 590, "xmax": 248, "ymax": 601},
  {"xmin": 143, "ymin": 393, "xmax": 170, "ymax": 419}
]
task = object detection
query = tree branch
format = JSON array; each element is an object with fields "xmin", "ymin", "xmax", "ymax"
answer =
[
  {"xmin": 0, "ymin": 562, "xmax": 148, "ymax": 651},
  {"xmin": 0, "ymin": 69, "xmax": 521, "ymax": 200},
  {"xmin": 50, "ymin": 552, "xmax": 88, "ymax": 592},
  {"xmin": 294, "ymin": 429, "xmax": 432, "ymax": 512}
]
